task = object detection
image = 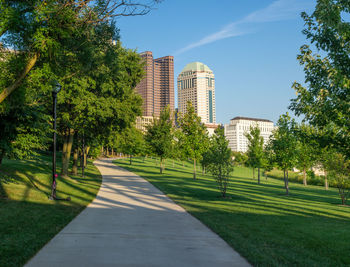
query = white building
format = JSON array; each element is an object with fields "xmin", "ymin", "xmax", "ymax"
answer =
[
  {"xmin": 177, "ymin": 62, "xmax": 216, "ymax": 124},
  {"xmin": 224, "ymin": 117, "xmax": 274, "ymax": 152},
  {"xmin": 205, "ymin": 123, "xmax": 220, "ymax": 136}
]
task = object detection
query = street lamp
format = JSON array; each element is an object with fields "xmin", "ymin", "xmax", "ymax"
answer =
[{"xmin": 50, "ymin": 81, "xmax": 61, "ymax": 200}]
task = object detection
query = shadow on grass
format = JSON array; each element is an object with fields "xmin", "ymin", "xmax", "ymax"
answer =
[{"xmin": 113, "ymin": 157, "xmax": 350, "ymax": 266}]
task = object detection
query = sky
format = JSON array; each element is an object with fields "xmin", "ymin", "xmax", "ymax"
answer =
[{"xmin": 115, "ymin": 0, "xmax": 317, "ymax": 124}]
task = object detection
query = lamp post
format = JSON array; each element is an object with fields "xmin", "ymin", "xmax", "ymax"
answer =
[{"xmin": 50, "ymin": 81, "xmax": 61, "ymax": 200}]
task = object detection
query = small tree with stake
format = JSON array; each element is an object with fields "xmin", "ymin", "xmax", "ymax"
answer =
[
  {"xmin": 204, "ymin": 127, "xmax": 234, "ymax": 198},
  {"xmin": 178, "ymin": 102, "xmax": 208, "ymax": 179},
  {"xmin": 245, "ymin": 125, "xmax": 265, "ymax": 184},
  {"xmin": 120, "ymin": 126, "xmax": 144, "ymax": 165},
  {"xmin": 325, "ymin": 152, "xmax": 350, "ymax": 205},
  {"xmin": 269, "ymin": 113, "xmax": 298, "ymax": 195},
  {"xmin": 145, "ymin": 106, "xmax": 173, "ymax": 174}
]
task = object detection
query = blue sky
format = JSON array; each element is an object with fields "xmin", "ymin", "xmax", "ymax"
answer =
[{"xmin": 116, "ymin": 0, "xmax": 316, "ymax": 124}]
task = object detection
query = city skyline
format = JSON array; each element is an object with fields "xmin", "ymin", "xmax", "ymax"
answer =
[{"xmin": 116, "ymin": 0, "xmax": 317, "ymax": 124}]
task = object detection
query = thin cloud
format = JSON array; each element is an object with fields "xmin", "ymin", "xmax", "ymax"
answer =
[
  {"xmin": 175, "ymin": 22, "xmax": 247, "ymax": 55},
  {"xmin": 174, "ymin": 0, "xmax": 314, "ymax": 55}
]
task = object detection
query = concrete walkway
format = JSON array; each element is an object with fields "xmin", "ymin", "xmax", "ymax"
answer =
[{"xmin": 26, "ymin": 158, "xmax": 250, "ymax": 267}]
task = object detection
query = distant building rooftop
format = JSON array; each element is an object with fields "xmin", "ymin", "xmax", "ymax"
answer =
[
  {"xmin": 181, "ymin": 62, "xmax": 212, "ymax": 73},
  {"xmin": 231, "ymin": 116, "xmax": 273, "ymax": 123},
  {"xmin": 204, "ymin": 123, "xmax": 220, "ymax": 129}
]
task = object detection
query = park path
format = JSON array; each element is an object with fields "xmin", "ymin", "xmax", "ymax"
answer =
[{"xmin": 26, "ymin": 158, "xmax": 250, "ymax": 267}]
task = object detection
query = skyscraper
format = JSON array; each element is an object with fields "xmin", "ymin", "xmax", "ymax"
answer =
[
  {"xmin": 135, "ymin": 51, "xmax": 174, "ymax": 117},
  {"xmin": 177, "ymin": 62, "xmax": 216, "ymax": 124}
]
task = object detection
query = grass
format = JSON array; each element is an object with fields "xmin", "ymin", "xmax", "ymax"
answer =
[
  {"xmin": 0, "ymin": 152, "xmax": 102, "ymax": 267},
  {"xmin": 115, "ymin": 157, "xmax": 350, "ymax": 267}
]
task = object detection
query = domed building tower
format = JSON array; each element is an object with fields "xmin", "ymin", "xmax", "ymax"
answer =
[{"xmin": 177, "ymin": 62, "xmax": 216, "ymax": 124}]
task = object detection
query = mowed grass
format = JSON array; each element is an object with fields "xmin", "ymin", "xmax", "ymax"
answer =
[
  {"xmin": 115, "ymin": 157, "xmax": 350, "ymax": 267},
  {"xmin": 0, "ymin": 153, "xmax": 102, "ymax": 267}
]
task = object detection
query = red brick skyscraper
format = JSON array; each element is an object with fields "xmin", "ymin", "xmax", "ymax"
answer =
[{"xmin": 135, "ymin": 51, "xmax": 174, "ymax": 117}]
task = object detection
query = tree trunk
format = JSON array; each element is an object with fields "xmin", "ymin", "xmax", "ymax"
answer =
[
  {"xmin": 0, "ymin": 52, "xmax": 39, "ymax": 103},
  {"xmin": 324, "ymin": 171, "xmax": 329, "ymax": 190},
  {"xmin": 160, "ymin": 157, "xmax": 163, "ymax": 174},
  {"xmin": 284, "ymin": 169, "xmax": 289, "ymax": 195},
  {"xmin": 193, "ymin": 158, "xmax": 196, "ymax": 179},
  {"xmin": 61, "ymin": 129, "xmax": 74, "ymax": 177},
  {"xmin": 0, "ymin": 150, "xmax": 4, "ymax": 166},
  {"xmin": 129, "ymin": 155, "xmax": 132, "ymax": 165},
  {"xmin": 84, "ymin": 146, "xmax": 90, "ymax": 167},
  {"xmin": 72, "ymin": 149, "xmax": 78, "ymax": 175},
  {"xmin": 258, "ymin": 167, "xmax": 260, "ymax": 184},
  {"xmin": 303, "ymin": 167, "xmax": 307, "ymax": 186}
]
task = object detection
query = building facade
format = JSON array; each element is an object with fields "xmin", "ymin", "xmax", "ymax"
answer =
[
  {"xmin": 135, "ymin": 51, "xmax": 174, "ymax": 117},
  {"xmin": 224, "ymin": 117, "xmax": 274, "ymax": 152},
  {"xmin": 177, "ymin": 62, "xmax": 216, "ymax": 124},
  {"xmin": 135, "ymin": 116, "xmax": 154, "ymax": 133}
]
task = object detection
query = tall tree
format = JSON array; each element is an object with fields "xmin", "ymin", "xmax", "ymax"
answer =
[
  {"xmin": 57, "ymin": 37, "xmax": 143, "ymax": 176},
  {"xmin": 145, "ymin": 106, "xmax": 173, "ymax": 174},
  {"xmin": 269, "ymin": 113, "xmax": 298, "ymax": 195},
  {"xmin": 0, "ymin": 0, "xmax": 159, "ymax": 103},
  {"xmin": 289, "ymin": 0, "xmax": 350, "ymax": 158},
  {"xmin": 0, "ymin": 47, "xmax": 51, "ymax": 166},
  {"xmin": 178, "ymin": 102, "xmax": 208, "ymax": 179},
  {"xmin": 245, "ymin": 125, "xmax": 265, "ymax": 184},
  {"xmin": 204, "ymin": 127, "xmax": 234, "ymax": 198}
]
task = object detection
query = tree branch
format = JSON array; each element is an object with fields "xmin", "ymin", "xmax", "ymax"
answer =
[{"xmin": 0, "ymin": 52, "xmax": 39, "ymax": 103}]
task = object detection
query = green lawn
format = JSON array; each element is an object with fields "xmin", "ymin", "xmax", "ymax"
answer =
[
  {"xmin": 115, "ymin": 157, "xmax": 350, "ymax": 267},
  {"xmin": 0, "ymin": 153, "xmax": 102, "ymax": 267}
]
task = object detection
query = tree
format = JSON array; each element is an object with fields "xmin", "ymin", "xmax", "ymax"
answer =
[
  {"xmin": 245, "ymin": 125, "xmax": 265, "ymax": 184},
  {"xmin": 262, "ymin": 144, "xmax": 275, "ymax": 180},
  {"xmin": 204, "ymin": 127, "xmax": 234, "ymax": 198},
  {"xmin": 0, "ymin": 47, "xmax": 51, "ymax": 166},
  {"xmin": 178, "ymin": 102, "xmax": 208, "ymax": 179},
  {"xmin": 317, "ymin": 147, "xmax": 334, "ymax": 190},
  {"xmin": 326, "ymin": 153, "xmax": 350, "ymax": 205},
  {"xmin": 294, "ymin": 124, "xmax": 318, "ymax": 186},
  {"xmin": 57, "ymin": 38, "xmax": 143, "ymax": 176},
  {"xmin": 145, "ymin": 106, "xmax": 173, "ymax": 174},
  {"xmin": 269, "ymin": 113, "xmax": 298, "ymax": 195},
  {"xmin": 0, "ymin": 0, "xmax": 160, "ymax": 103},
  {"xmin": 289, "ymin": 0, "xmax": 350, "ymax": 158},
  {"xmin": 120, "ymin": 126, "xmax": 145, "ymax": 165}
]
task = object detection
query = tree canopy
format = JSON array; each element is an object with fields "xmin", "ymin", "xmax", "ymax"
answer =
[
  {"xmin": 289, "ymin": 0, "xmax": 350, "ymax": 158},
  {"xmin": 245, "ymin": 125, "xmax": 265, "ymax": 184},
  {"xmin": 203, "ymin": 127, "xmax": 234, "ymax": 198},
  {"xmin": 145, "ymin": 106, "xmax": 173, "ymax": 173},
  {"xmin": 178, "ymin": 102, "xmax": 209, "ymax": 179}
]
